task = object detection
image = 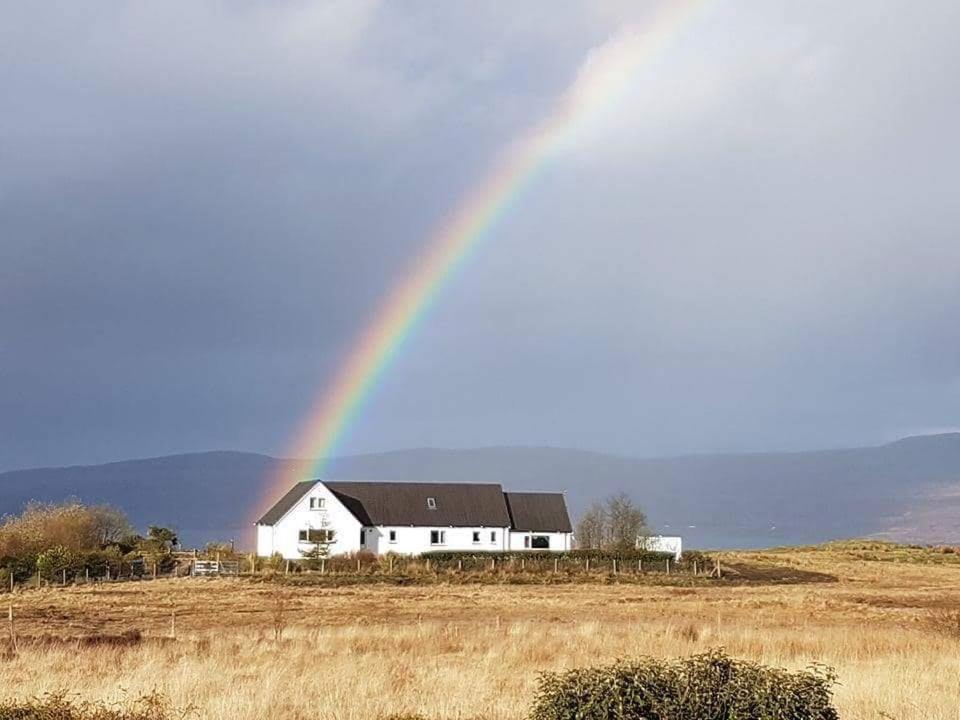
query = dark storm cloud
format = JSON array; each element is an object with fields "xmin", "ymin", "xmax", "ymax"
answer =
[{"xmin": 2, "ymin": 1, "xmax": 959, "ymax": 469}]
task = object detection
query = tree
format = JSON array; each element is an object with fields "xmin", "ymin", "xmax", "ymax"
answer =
[
  {"xmin": 146, "ymin": 526, "xmax": 178, "ymax": 550},
  {"xmin": 575, "ymin": 502, "xmax": 608, "ymax": 550},
  {"xmin": 575, "ymin": 493, "xmax": 650, "ymax": 550},
  {"xmin": 298, "ymin": 529, "xmax": 334, "ymax": 570},
  {"xmin": 138, "ymin": 526, "xmax": 179, "ymax": 571},
  {"xmin": 606, "ymin": 492, "xmax": 649, "ymax": 550}
]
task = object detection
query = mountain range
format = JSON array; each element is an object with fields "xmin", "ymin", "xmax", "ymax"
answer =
[{"xmin": 2, "ymin": 433, "xmax": 959, "ymax": 549}]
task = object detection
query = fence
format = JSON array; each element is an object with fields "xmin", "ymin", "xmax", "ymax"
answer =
[
  {"xmin": 1, "ymin": 551, "xmax": 722, "ymax": 592},
  {"xmin": 258, "ymin": 552, "xmax": 722, "ymax": 579}
]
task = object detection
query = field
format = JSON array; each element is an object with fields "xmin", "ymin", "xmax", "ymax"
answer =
[{"xmin": 2, "ymin": 542, "xmax": 959, "ymax": 719}]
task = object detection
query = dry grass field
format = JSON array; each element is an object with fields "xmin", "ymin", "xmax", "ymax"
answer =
[{"xmin": 2, "ymin": 542, "xmax": 959, "ymax": 719}]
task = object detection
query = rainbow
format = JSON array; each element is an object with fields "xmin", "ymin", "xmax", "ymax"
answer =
[{"xmin": 260, "ymin": 0, "xmax": 709, "ymax": 513}]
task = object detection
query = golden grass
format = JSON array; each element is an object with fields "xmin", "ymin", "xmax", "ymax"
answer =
[{"xmin": 2, "ymin": 546, "xmax": 960, "ymax": 719}]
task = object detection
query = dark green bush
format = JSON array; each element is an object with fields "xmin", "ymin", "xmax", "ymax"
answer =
[
  {"xmin": 529, "ymin": 649, "xmax": 838, "ymax": 720},
  {"xmin": 0, "ymin": 693, "xmax": 175, "ymax": 720}
]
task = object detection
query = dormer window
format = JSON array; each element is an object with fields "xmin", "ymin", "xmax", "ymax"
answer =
[
  {"xmin": 309, "ymin": 497, "xmax": 325, "ymax": 510},
  {"xmin": 426, "ymin": 497, "xmax": 437, "ymax": 510}
]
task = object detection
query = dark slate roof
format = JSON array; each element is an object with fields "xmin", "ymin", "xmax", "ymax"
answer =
[
  {"xmin": 256, "ymin": 480, "xmax": 319, "ymax": 525},
  {"xmin": 504, "ymin": 492, "xmax": 572, "ymax": 532},
  {"xmin": 324, "ymin": 481, "xmax": 512, "ymax": 527}
]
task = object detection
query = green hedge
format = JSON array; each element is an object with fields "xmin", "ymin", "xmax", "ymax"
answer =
[
  {"xmin": 420, "ymin": 549, "xmax": 679, "ymax": 563},
  {"xmin": 530, "ymin": 650, "xmax": 838, "ymax": 720}
]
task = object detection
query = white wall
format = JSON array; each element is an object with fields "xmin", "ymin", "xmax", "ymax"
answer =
[
  {"xmin": 365, "ymin": 525, "xmax": 510, "ymax": 555},
  {"xmin": 256, "ymin": 483, "xmax": 363, "ymax": 559},
  {"xmin": 637, "ymin": 535, "xmax": 682, "ymax": 560},
  {"xmin": 508, "ymin": 531, "xmax": 572, "ymax": 552}
]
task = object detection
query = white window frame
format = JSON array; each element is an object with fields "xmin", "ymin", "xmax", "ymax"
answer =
[
  {"xmin": 490, "ymin": 531, "xmax": 497, "ymax": 543},
  {"xmin": 309, "ymin": 496, "xmax": 325, "ymax": 510},
  {"xmin": 430, "ymin": 529, "xmax": 446, "ymax": 546},
  {"xmin": 531, "ymin": 534, "xmax": 550, "ymax": 549},
  {"xmin": 472, "ymin": 531, "xmax": 481, "ymax": 544},
  {"xmin": 388, "ymin": 529, "xmax": 397, "ymax": 543},
  {"xmin": 426, "ymin": 497, "xmax": 437, "ymax": 510}
]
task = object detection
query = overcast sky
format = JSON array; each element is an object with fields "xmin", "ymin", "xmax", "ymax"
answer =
[{"xmin": 2, "ymin": 1, "xmax": 959, "ymax": 471}]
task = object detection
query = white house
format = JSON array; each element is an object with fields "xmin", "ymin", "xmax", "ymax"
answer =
[{"xmin": 255, "ymin": 480, "xmax": 573, "ymax": 559}]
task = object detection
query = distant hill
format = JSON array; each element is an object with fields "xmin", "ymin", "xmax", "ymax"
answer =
[{"xmin": 1, "ymin": 434, "xmax": 959, "ymax": 549}]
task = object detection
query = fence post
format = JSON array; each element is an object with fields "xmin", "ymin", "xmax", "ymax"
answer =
[
  {"xmin": 152, "ymin": 562, "xmax": 157, "ymax": 580},
  {"xmin": 521, "ymin": 558, "xmax": 525, "ymax": 571},
  {"xmin": 36, "ymin": 570, "xmax": 40, "ymax": 589},
  {"xmin": 666, "ymin": 558, "xmax": 670, "ymax": 575},
  {"xmin": 9, "ymin": 573, "xmax": 13, "ymax": 593},
  {"xmin": 585, "ymin": 558, "xmax": 590, "ymax": 573},
  {"xmin": 321, "ymin": 558, "xmax": 326, "ymax": 575},
  {"xmin": 638, "ymin": 558, "xmax": 642, "ymax": 573},
  {"xmin": 106, "ymin": 567, "xmax": 111, "ymax": 582},
  {"xmin": 693, "ymin": 561, "xmax": 698, "ymax": 576},
  {"xmin": 85, "ymin": 568, "xmax": 89, "ymax": 583},
  {"xmin": 554, "ymin": 558, "xmax": 558, "ymax": 574},
  {"xmin": 613, "ymin": 559, "xmax": 617, "ymax": 575},
  {"xmin": 426, "ymin": 559, "xmax": 430, "ymax": 572},
  {"xmin": 388, "ymin": 556, "xmax": 393, "ymax": 573},
  {"xmin": 285, "ymin": 560, "xmax": 290, "ymax": 575},
  {"xmin": 491, "ymin": 557, "xmax": 495, "ymax": 571},
  {"xmin": 715, "ymin": 557, "xmax": 721, "ymax": 579},
  {"xmin": 7, "ymin": 603, "xmax": 16, "ymax": 653},
  {"xmin": 458, "ymin": 559, "xmax": 462, "ymax": 572},
  {"xmin": 357, "ymin": 558, "xmax": 361, "ymax": 573}
]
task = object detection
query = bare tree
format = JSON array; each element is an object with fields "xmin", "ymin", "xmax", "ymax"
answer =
[
  {"xmin": 606, "ymin": 492, "xmax": 649, "ymax": 550},
  {"xmin": 576, "ymin": 494, "xmax": 650, "ymax": 550},
  {"xmin": 575, "ymin": 502, "xmax": 607, "ymax": 549}
]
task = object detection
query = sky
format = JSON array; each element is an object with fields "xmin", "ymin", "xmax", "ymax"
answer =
[{"xmin": 2, "ymin": 0, "xmax": 959, "ymax": 471}]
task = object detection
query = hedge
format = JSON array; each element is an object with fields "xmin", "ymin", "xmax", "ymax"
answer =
[{"xmin": 420, "ymin": 549, "xmax": 684, "ymax": 563}]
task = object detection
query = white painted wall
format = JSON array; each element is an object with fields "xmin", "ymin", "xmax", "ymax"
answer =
[
  {"xmin": 364, "ymin": 525, "xmax": 510, "ymax": 555},
  {"xmin": 507, "ymin": 531, "xmax": 572, "ymax": 551},
  {"xmin": 637, "ymin": 535, "xmax": 683, "ymax": 560},
  {"xmin": 256, "ymin": 483, "xmax": 363, "ymax": 559}
]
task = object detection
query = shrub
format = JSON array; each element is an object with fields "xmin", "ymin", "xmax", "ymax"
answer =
[
  {"xmin": 529, "ymin": 649, "xmax": 838, "ymax": 720},
  {"xmin": 420, "ymin": 549, "xmax": 676, "ymax": 564},
  {"xmin": 0, "ymin": 692, "xmax": 175, "ymax": 720},
  {"xmin": 35, "ymin": 546, "xmax": 76, "ymax": 581}
]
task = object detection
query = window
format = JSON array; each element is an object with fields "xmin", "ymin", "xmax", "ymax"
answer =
[
  {"xmin": 472, "ymin": 531, "xmax": 480, "ymax": 543},
  {"xmin": 531, "ymin": 535, "xmax": 550, "ymax": 549},
  {"xmin": 360, "ymin": 529, "xmax": 366, "ymax": 545},
  {"xmin": 490, "ymin": 531, "xmax": 497, "ymax": 543},
  {"xmin": 309, "ymin": 497, "xmax": 325, "ymax": 510},
  {"xmin": 524, "ymin": 535, "xmax": 530, "ymax": 548},
  {"xmin": 430, "ymin": 530, "xmax": 446, "ymax": 545},
  {"xmin": 426, "ymin": 497, "xmax": 437, "ymax": 510},
  {"xmin": 388, "ymin": 530, "xmax": 397, "ymax": 543},
  {"xmin": 299, "ymin": 529, "xmax": 334, "ymax": 543}
]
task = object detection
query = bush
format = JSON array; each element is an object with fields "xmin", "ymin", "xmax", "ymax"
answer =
[
  {"xmin": 0, "ymin": 692, "xmax": 175, "ymax": 720},
  {"xmin": 36, "ymin": 546, "xmax": 76, "ymax": 581},
  {"xmin": 529, "ymin": 649, "xmax": 838, "ymax": 720},
  {"xmin": 420, "ymin": 549, "xmax": 676, "ymax": 564}
]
